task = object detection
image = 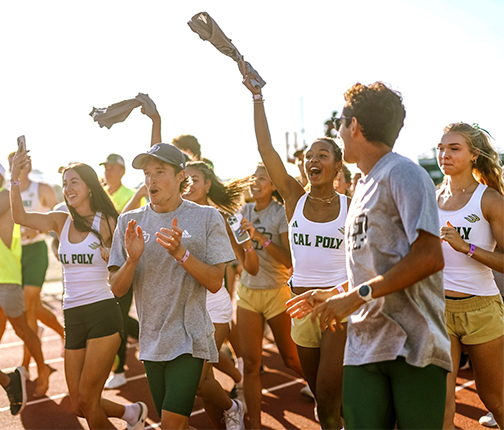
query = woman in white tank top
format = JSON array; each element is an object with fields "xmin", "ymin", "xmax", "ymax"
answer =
[
  {"xmin": 183, "ymin": 160, "xmax": 251, "ymax": 428},
  {"xmin": 242, "ymin": 74, "xmax": 350, "ymax": 430},
  {"xmin": 10, "ymin": 156, "xmax": 147, "ymax": 429},
  {"xmin": 437, "ymin": 123, "xmax": 504, "ymax": 429}
]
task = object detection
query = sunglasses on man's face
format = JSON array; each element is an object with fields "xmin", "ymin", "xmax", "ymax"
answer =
[{"xmin": 332, "ymin": 116, "xmax": 352, "ymax": 129}]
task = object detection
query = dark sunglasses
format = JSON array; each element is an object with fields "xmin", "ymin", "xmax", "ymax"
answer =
[{"xmin": 332, "ymin": 116, "xmax": 352, "ymax": 129}]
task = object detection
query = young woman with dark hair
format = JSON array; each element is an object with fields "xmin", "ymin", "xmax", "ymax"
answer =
[
  {"xmin": 10, "ymin": 153, "xmax": 147, "ymax": 430},
  {"xmin": 241, "ymin": 72, "xmax": 349, "ymax": 430},
  {"xmin": 184, "ymin": 160, "xmax": 252, "ymax": 429},
  {"xmin": 437, "ymin": 123, "xmax": 504, "ymax": 429}
]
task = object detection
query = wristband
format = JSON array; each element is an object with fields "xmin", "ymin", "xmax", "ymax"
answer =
[
  {"xmin": 10, "ymin": 180, "xmax": 20, "ymax": 186},
  {"xmin": 466, "ymin": 243, "xmax": 476, "ymax": 258},
  {"xmin": 243, "ymin": 247, "xmax": 254, "ymax": 253},
  {"xmin": 335, "ymin": 284, "xmax": 345, "ymax": 294},
  {"xmin": 252, "ymin": 94, "xmax": 263, "ymax": 101},
  {"xmin": 177, "ymin": 249, "xmax": 190, "ymax": 264},
  {"xmin": 263, "ymin": 238, "xmax": 271, "ymax": 248}
]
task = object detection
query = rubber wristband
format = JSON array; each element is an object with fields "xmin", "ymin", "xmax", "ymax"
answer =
[
  {"xmin": 336, "ymin": 284, "xmax": 345, "ymax": 294},
  {"xmin": 466, "ymin": 243, "xmax": 476, "ymax": 258},
  {"xmin": 252, "ymin": 94, "xmax": 263, "ymax": 100},
  {"xmin": 263, "ymin": 238, "xmax": 271, "ymax": 248},
  {"xmin": 177, "ymin": 249, "xmax": 190, "ymax": 264},
  {"xmin": 243, "ymin": 247, "xmax": 254, "ymax": 253},
  {"xmin": 10, "ymin": 180, "xmax": 20, "ymax": 186}
]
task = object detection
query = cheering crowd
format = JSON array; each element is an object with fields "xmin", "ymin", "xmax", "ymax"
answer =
[{"xmin": 0, "ymin": 76, "xmax": 503, "ymax": 430}]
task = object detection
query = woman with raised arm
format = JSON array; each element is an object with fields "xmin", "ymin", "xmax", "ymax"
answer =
[
  {"xmin": 437, "ymin": 123, "xmax": 504, "ymax": 429},
  {"xmin": 241, "ymin": 71, "xmax": 350, "ymax": 430},
  {"xmin": 183, "ymin": 160, "xmax": 252, "ymax": 429},
  {"xmin": 10, "ymin": 153, "xmax": 147, "ymax": 430}
]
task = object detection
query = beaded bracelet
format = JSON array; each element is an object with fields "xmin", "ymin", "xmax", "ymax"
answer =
[
  {"xmin": 10, "ymin": 180, "xmax": 20, "ymax": 186},
  {"xmin": 177, "ymin": 249, "xmax": 190, "ymax": 264},
  {"xmin": 466, "ymin": 243, "xmax": 476, "ymax": 258},
  {"xmin": 252, "ymin": 94, "xmax": 263, "ymax": 100},
  {"xmin": 263, "ymin": 238, "xmax": 271, "ymax": 248}
]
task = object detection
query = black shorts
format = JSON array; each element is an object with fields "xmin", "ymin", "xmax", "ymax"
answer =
[{"xmin": 64, "ymin": 299, "xmax": 124, "ymax": 350}]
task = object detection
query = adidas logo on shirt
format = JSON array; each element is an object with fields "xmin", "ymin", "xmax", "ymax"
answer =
[
  {"xmin": 182, "ymin": 230, "xmax": 192, "ymax": 238},
  {"xmin": 291, "ymin": 221, "xmax": 298, "ymax": 228}
]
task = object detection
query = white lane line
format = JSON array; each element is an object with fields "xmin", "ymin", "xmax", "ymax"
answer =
[
  {"xmin": 455, "ymin": 379, "xmax": 475, "ymax": 392},
  {"xmin": 0, "ymin": 373, "xmax": 148, "ymax": 412},
  {"xmin": 0, "ymin": 335, "xmax": 61, "ymax": 349}
]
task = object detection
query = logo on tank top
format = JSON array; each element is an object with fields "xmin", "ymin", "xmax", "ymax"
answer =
[
  {"xmin": 291, "ymin": 220, "xmax": 298, "ymax": 228},
  {"xmin": 451, "ymin": 226, "xmax": 472, "ymax": 240},
  {"xmin": 464, "ymin": 214, "xmax": 480, "ymax": 223},
  {"xmin": 88, "ymin": 242, "xmax": 100, "ymax": 250},
  {"xmin": 142, "ymin": 231, "xmax": 151, "ymax": 243},
  {"xmin": 351, "ymin": 213, "xmax": 368, "ymax": 250},
  {"xmin": 338, "ymin": 227, "xmax": 345, "ymax": 235}
]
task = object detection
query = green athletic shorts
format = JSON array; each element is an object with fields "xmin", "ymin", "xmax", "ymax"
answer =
[
  {"xmin": 144, "ymin": 354, "xmax": 204, "ymax": 418},
  {"xmin": 343, "ymin": 356, "xmax": 447, "ymax": 429},
  {"xmin": 21, "ymin": 241, "xmax": 49, "ymax": 288}
]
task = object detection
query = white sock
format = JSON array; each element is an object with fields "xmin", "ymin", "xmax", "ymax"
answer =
[
  {"xmin": 236, "ymin": 357, "xmax": 244, "ymax": 375},
  {"xmin": 122, "ymin": 403, "xmax": 141, "ymax": 426},
  {"xmin": 225, "ymin": 400, "xmax": 238, "ymax": 414}
]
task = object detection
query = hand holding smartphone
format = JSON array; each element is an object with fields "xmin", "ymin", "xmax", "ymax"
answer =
[
  {"xmin": 227, "ymin": 213, "xmax": 251, "ymax": 245},
  {"xmin": 17, "ymin": 135, "xmax": 26, "ymax": 152}
]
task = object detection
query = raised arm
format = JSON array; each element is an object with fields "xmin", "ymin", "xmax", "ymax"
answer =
[
  {"xmin": 136, "ymin": 93, "xmax": 162, "ymax": 147},
  {"xmin": 241, "ymin": 67, "xmax": 305, "ymax": 211},
  {"xmin": 10, "ymin": 151, "xmax": 66, "ymax": 235}
]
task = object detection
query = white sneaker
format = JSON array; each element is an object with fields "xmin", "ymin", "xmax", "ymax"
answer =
[
  {"xmin": 479, "ymin": 412, "xmax": 497, "ymax": 428},
  {"xmin": 104, "ymin": 372, "xmax": 127, "ymax": 389},
  {"xmin": 127, "ymin": 401, "xmax": 148, "ymax": 430},
  {"xmin": 300, "ymin": 384, "xmax": 315, "ymax": 400},
  {"xmin": 223, "ymin": 399, "xmax": 245, "ymax": 430}
]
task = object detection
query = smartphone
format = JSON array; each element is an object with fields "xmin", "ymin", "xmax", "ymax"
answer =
[
  {"xmin": 17, "ymin": 135, "xmax": 26, "ymax": 152},
  {"xmin": 227, "ymin": 213, "xmax": 251, "ymax": 245}
]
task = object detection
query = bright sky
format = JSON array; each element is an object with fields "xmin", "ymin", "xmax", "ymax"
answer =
[{"xmin": 1, "ymin": 0, "xmax": 503, "ymax": 190}]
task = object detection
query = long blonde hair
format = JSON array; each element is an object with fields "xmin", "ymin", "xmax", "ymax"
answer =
[{"xmin": 443, "ymin": 123, "xmax": 504, "ymax": 196}]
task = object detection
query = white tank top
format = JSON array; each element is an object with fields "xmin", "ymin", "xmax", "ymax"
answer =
[
  {"xmin": 58, "ymin": 212, "xmax": 114, "ymax": 309},
  {"xmin": 438, "ymin": 184, "xmax": 498, "ymax": 296},
  {"xmin": 289, "ymin": 193, "xmax": 348, "ymax": 288},
  {"xmin": 21, "ymin": 181, "xmax": 50, "ymax": 245}
]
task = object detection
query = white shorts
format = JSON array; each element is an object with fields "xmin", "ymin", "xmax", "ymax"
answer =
[{"xmin": 206, "ymin": 286, "xmax": 233, "ymax": 325}]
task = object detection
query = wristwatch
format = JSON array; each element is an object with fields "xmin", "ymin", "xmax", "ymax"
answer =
[{"xmin": 358, "ymin": 284, "xmax": 373, "ymax": 302}]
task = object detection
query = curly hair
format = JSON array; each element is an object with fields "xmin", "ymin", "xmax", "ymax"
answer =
[
  {"xmin": 443, "ymin": 123, "xmax": 504, "ymax": 195},
  {"xmin": 343, "ymin": 82, "xmax": 406, "ymax": 148},
  {"xmin": 186, "ymin": 161, "xmax": 248, "ymax": 214},
  {"xmin": 62, "ymin": 163, "xmax": 119, "ymax": 246}
]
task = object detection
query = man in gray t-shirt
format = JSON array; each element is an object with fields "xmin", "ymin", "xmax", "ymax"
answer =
[
  {"xmin": 304, "ymin": 83, "xmax": 451, "ymax": 429},
  {"xmin": 108, "ymin": 143, "xmax": 235, "ymax": 427}
]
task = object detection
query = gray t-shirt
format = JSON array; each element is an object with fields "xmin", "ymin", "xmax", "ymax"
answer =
[
  {"xmin": 108, "ymin": 200, "xmax": 235, "ymax": 363},
  {"xmin": 345, "ymin": 152, "xmax": 452, "ymax": 372},
  {"xmin": 240, "ymin": 200, "xmax": 290, "ymax": 290}
]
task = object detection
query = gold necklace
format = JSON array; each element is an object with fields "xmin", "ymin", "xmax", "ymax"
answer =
[{"xmin": 307, "ymin": 192, "xmax": 338, "ymax": 204}]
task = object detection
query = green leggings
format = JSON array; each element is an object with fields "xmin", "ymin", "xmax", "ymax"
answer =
[
  {"xmin": 343, "ymin": 357, "xmax": 447, "ymax": 429},
  {"xmin": 144, "ymin": 354, "xmax": 204, "ymax": 418}
]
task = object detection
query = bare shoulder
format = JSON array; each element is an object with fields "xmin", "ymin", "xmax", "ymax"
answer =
[{"xmin": 482, "ymin": 186, "xmax": 504, "ymax": 221}]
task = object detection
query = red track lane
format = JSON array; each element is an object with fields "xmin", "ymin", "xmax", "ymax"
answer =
[{"xmin": 0, "ymin": 279, "xmax": 493, "ymax": 430}]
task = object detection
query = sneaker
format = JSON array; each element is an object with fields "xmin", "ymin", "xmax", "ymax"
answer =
[
  {"xmin": 223, "ymin": 399, "xmax": 245, "ymax": 430},
  {"xmin": 300, "ymin": 384, "xmax": 315, "ymax": 400},
  {"xmin": 104, "ymin": 372, "xmax": 127, "ymax": 389},
  {"xmin": 127, "ymin": 401, "xmax": 148, "ymax": 430},
  {"xmin": 479, "ymin": 412, "xmax": 497, "ymax": 428},
  {"xmin": 5, "ymin": 367, "xmax": 27, "ymax": 416}
]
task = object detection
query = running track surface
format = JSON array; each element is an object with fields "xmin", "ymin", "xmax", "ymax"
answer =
[{"xmin": 0, "ymin": 279, "xmax": 492, "ymax": 429}]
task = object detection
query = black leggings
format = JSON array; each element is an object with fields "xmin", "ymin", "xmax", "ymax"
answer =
[{"xmin": 115, "ymin": 287, "xmax": 139, "ymax": 373}]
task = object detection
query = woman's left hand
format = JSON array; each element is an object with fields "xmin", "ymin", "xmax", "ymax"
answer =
[
  {"xmin": 240, "ymin": 217, "xmax": 256, "ymax": 240},
  {"xmin": 156, "ymin": 217, "xmax": 185, "ymax": 260},
  {"xmin": 440, "ymin": 221, "xmax": 470, "ymax": 253}
]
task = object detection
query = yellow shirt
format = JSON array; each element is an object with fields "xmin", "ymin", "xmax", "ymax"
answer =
[{"xmin": 0, "ymin": 222, "xmax": 22, "ymax": 285}]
